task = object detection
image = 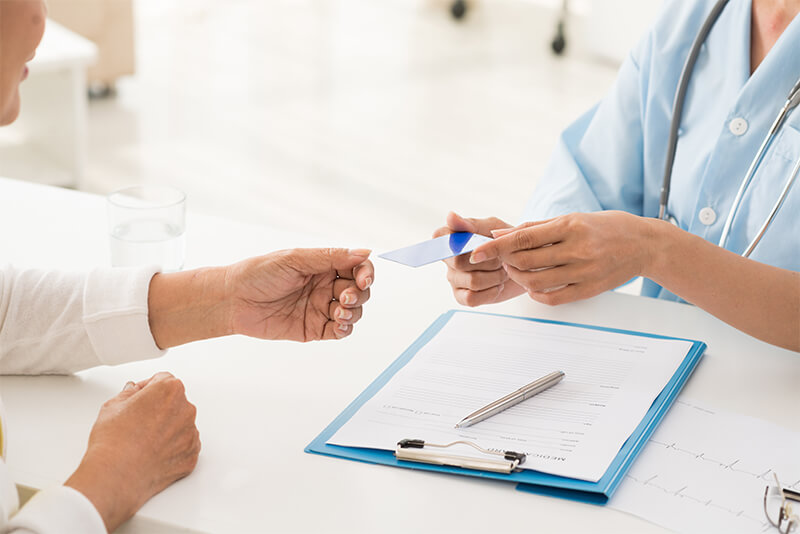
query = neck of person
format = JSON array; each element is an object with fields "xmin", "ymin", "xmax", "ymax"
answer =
[{"xmin": 751, "ymin": 0, "xmax": 800, "ymax": 73}]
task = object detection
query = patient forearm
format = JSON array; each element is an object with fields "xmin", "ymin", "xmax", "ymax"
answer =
[
  {"xmin": 645, "ymin": 220, "xmax": 800, "ymax": 351},
  {"xmin": 147, "ymin": 267, "xmax": 232, "ymax": 349}
]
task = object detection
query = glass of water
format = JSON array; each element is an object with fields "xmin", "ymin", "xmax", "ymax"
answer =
[{"xmin": 107, "ymin": 185, "xmax": 186, "ymax": 272}]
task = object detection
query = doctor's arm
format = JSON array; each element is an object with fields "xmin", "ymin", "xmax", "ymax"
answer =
[
  {"xmin": 434, "ymin": 31, "xmax": 649, "ymax": 306},
  {"xmin": 470, "ymin": 211, "xmax": 800, "ymax": 352}
]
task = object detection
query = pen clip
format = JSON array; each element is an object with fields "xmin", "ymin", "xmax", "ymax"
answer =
[{"xmin": 395, "ymin": 439, "xmax": 526, "ymax": 474}]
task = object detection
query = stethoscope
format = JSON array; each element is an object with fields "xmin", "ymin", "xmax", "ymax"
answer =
[{"xmin": 659, "ymin": 0, "xmax": 800, "ymax": 258}]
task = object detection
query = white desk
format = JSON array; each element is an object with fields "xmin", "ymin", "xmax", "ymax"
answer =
[{"xmin": 0, "ymin": 177, "xmax": 797, "ymax": 534}]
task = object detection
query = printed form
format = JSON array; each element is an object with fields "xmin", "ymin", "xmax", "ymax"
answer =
[{"xmin": 329, "ymin": 312, "xmax": 694, "ymax": 482}]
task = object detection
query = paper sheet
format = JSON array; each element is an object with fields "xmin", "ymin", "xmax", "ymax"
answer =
[
  {"xmin": 329, "ymin": 312, "xmax": 693, "ymax": 482},
  {"xmin": 608, "ymin": 399, "xmax": 800, "ymax": 534}
]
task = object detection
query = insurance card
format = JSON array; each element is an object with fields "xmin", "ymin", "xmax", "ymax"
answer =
[{"xmin": 378, "ymin": 232, "xmax": 492, "ymax": 267}]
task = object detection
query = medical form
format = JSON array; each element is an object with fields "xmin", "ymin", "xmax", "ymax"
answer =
[{"xmin": 328, "ymin": 312, "xmax": 694, "ymax": 482}]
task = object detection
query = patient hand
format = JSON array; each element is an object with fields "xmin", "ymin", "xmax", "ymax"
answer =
[
  {"xmin": 148, "ymin": 248, "xmax": 373, "ymax": 347},
  {"xmin": 226, "ymin": 248, "xmax": 373, "ymax": 341},
  {"xmin": 433, "ymin": 212, "xmax": 525, "ymax": 307},
  {"xmin": 65, "ymin": 372, "xmax": 200, "ymax": 532}
]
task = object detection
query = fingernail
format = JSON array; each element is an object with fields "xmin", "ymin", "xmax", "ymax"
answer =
[
  {"xmin": 337, "ymin": 324, "xmax": 349, "ymax": 335},
  {"xmin": 337, "ymin": 308, "xmax": 353, "ymax": 321},
  {"xmin": 470, "ymin": 252, "xmax": 487, "ymax": 264},
  {"xmin": 123, "ymin": 381, "xmax": 136, "ymax": 391},
  {"xmin": 349, "ymin": 248, "xmax": 371, "ymax": 257},
  {"xmin": 341, "ymin": 292, "xmax": 356, "ymax": 305},
  {"xmin": 363, "ymin": 276, "xmax": 373, "ymax": 289}
]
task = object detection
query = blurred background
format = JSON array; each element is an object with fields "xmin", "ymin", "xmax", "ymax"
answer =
[{"xmin": 0, "ymin": 0, "xmax": 660, "ymax": 248}]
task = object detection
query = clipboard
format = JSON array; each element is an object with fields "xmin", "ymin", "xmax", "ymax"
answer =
[{"xmin": 305, "ymin": 310, "xmax": 706, "ymax": 504}]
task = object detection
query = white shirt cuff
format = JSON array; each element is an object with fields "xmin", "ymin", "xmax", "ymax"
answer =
[
  {"xmin": 5, "ymin": 486, "xmax": 106, "ymax": 534},
  {"xmin": 83, "ymin": 266, "xmax": 167, "ymax": 366}
]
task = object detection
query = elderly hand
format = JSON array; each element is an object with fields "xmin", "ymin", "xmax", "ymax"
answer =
[
  {"xmin": 226, "ymin": 248, "xmax": 373, "ymax": 341},
  {"xmin": 65, "ymin": 372, "xmax": 200, "ymax": 532},
  {"xmin": 433, "ymin": 212, "xmax": 525, "ymax": 307},
  {"xmin": 148, "ymin": 248, "xmax": 374, "ymax": 347},
  {"xmin": 469, "ymin": 211, "xmax": 654, "ymax": 306}
]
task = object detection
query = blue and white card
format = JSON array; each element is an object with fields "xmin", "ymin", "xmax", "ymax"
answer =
[{"xmin": 378, "ymin": 232, "xmax": 493, "ymax": 268}]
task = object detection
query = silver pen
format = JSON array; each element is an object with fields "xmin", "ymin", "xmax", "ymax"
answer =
[{"xmin": 454, "ymin": 370, "xmax": 565, "ymax": 429}]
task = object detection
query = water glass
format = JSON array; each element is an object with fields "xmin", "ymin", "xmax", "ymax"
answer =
[{"xmin": 107, "ymin": 185, "xmax": 186, "ymax": 272}]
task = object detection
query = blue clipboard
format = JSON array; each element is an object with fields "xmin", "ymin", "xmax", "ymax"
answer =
[{"xmin": 305, "ymin": 310, "xmax": 706, "ymax": 504}]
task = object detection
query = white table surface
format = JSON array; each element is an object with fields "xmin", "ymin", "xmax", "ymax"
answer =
[{"xmin": 0, "ymin": 177, "xmax": 797, "ymax": 534}]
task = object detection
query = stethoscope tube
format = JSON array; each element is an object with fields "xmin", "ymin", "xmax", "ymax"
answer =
[
  {"xmin": 659, "ymin": 0, "xmax": 800, "ymax": 257},
  {"xmin": 742, "ymin": 155, "xmax": 800, "ymax": 258},
  {"xmin": 716, "ymin": 99, "xmax": 792, "ymax": 250},
  {"xmin": 659, "ymin": 0, "xmax": 730, "ymax": 221}
]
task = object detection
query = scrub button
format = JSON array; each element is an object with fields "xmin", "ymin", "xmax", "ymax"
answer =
[
  {"xmin": 729, "ymin": 117, "xmax": 748, "ymax": 136},
  {"xmin": 698, "ymin": 207, "xmax": 717, "ymax": 225}
]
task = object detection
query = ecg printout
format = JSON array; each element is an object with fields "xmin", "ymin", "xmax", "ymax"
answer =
[
  {"xmin": 609, "ymin": 399, "xmax": 800, "ymax": 534},
  {"xmin": 329, "ymin": 312, "xmax": 694, "ymax": 482}
]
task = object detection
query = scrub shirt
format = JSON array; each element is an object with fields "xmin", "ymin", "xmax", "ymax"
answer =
[{"xmin": 522, "ymin": 0, "xmax": 800, "ymax": 301}]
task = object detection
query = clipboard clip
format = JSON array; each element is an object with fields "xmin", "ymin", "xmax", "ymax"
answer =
[{"xmin": 395, "ymin": 439, "xmax": 526, "ymax": 474}]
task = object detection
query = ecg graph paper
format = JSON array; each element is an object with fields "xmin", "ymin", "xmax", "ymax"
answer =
[{"xmin": 608, "ymin": 399, "xmax": 800, "ymax": 534}]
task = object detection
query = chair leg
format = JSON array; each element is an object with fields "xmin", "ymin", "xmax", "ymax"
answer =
[
  {"xmin": 450, "ymin": 0, "xmax": 468, "ymax": 20},
  {"xmin": 551, "ymin": 0, "xmax": 568, "ymax": 55}
]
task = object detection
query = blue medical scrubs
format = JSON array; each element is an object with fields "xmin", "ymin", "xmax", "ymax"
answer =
[{"xmin": 522, "ymin": 0, "xmax": 800, "ymax": 300}]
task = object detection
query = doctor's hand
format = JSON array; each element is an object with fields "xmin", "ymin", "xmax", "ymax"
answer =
[
  {"xmin": 225, "ymin": 248, "xmax": 373, "ymax": 341},
  {"xmin": 433, "ymin": 212, "xmax": 526, "ymax": 307},
  {"xmin": 65, "ymin": 372, "xmax": 200, "ymax": 533},
  {"xmin": 469, "ymin": 211, "xmax": 654, "ymax": 306}
]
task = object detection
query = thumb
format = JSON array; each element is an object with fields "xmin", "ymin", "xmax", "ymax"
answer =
[
  {"xmin": 116, "ymin": 381, "xmax": 139, "ymax": 401},
  {"xmin": 289, "ymin": 248, "xmax": 372, "ymax": 275},
  {"xmin": 446, "ymin": 212, "xmax": 478, "ymax": 233},
  {"xmin": 448, "ymin": 212, "xmax": 512, "ymax": 237}
]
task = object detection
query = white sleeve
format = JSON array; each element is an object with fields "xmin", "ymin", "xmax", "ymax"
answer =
[
  {"xmin": 0, "ymin": 264, "xmax": 166, "ymax": 375},
  {"xmin": 2, "ymin": 486, "xmax": 106, "ymax": 534}
]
